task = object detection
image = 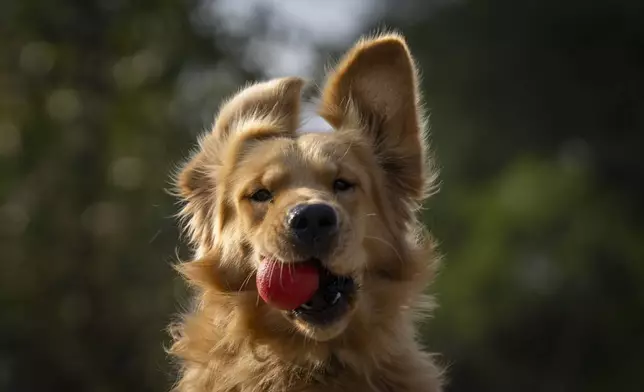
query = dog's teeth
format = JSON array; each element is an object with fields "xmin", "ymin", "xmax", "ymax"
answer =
[
  {"xmin": 300, "ymin": 303, "xmax": 312, "ymax": 310},
  {"xmin": 331, "ymin": 292, "xmax": 342, "ymax": 304}
]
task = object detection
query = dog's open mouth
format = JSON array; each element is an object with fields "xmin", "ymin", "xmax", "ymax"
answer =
[
  {"xmin": 292, "ymin": 260, "xmax": 356, "ymax": 326},
  {"xmin": 256, "ymin": 257, "xmax": 357, "ymax": 326}
]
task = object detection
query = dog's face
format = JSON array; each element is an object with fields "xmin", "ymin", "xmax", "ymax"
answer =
[
  {"xmin": 176, "ymin": 34, "xmax": 431, "ymax": 342},
  {"xmin": 231, "ymin": 129, "xmax": 377, "ymax": 340}
]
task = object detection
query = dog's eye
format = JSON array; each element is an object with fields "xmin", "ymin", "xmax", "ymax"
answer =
[
  {"xmin": 250, "ymin": 189, "xmax": 273, "ymax": 202},
  {"xmin": 333, "ymin": 179, "xmax": 354, "ymax": 192}
]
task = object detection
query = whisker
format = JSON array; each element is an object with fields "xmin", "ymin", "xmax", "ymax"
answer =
[
  {"xmin": 356, "ymin": 213, "xmax": 378, "ymax": 222},
  {"xmin": 287, "ymin": 260, "xmax": 294, "ymax": 282},
  {"xmin": 364, "ymin": 235, "xmax": 404, "ymax": 264},
  {"xmin": 238, "ymin": 268, "xmax": 255, "ymax": 294},
  {"xmin": 337, "ymin": 140, "xmax": 353, "ymax": 162},
  {"xmin": 267, "ymin": 259, "xmax": 277, "ymax": 289},
  {"xmin": 148, "ymin": 228, "xmax": 162, "ymax": 244}
]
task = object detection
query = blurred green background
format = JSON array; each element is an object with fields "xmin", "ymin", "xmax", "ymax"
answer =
[{"xmin": 2, "ymin": 0, "xmax": 643, "ymax": 391}]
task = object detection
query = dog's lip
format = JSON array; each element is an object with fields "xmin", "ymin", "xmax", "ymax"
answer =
[
  {"xmin": 293, "ymin": 260, "xmax": 357, "ymax": 326},
  {"xmin": 258, "ymin": 256, "xmax": 351, "ymax": 281},
  {"xmin": 258, "ymin": 255, "xmax": 356, "ymax": 325}
]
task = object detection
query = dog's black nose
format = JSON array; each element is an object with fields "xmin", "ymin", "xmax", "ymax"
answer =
[{"xmin": 287, "ymin": 203, "xmax": 338, "ymax": 256}]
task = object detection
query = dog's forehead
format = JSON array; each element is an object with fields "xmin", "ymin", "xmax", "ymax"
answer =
[
  {"xmin": 239, "ymin": 136, "xmax": 333, "ymax": 170},
  {"xmin": 238, "ymin": 136, "xmax": 347, "ymax": 188},
  {"xmin": 235, "ymin": 102, "xmax": 355, "ymax": 175}
]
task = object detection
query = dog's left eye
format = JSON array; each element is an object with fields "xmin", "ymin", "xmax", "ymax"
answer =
[
  {"xmin": 250, "ymin": 189, "xmax": 273, "ymax": 202},
  {"xmin": 333, "ymin": 179, "xmax": 354, "ymax": 192}
]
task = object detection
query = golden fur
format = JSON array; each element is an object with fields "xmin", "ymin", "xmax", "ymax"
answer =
[{"xmin": 169, "ymin": 32, "xmax": 444, "ymax": 392}]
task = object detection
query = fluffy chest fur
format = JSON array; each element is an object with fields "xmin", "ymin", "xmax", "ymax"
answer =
[
  {"xmin": 173, "ymin": 298, "xmax": 442, "ymax": 392},
  {"xmin": 180, "ymin": 347, "xmax": 440, "ymax": 392}
]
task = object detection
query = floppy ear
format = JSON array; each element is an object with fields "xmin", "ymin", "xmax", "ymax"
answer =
[
  {"xmin": 175, "ymin": 248, "xmax": 255, "ymax": 293},
  {"xmin": 319, "ymin": 33, "xmax": 429, "ymax": 202},
  {"xmin": 213, "ymin": 76, "xmax": 305, "ymax": 139},
  {"xmin": 176, "ymin": 77, "xmax": 304, "ymax": 249},
  {"xmin": 178, "ymin": 77, "xmax": 304, "ymax": 198},
  {"xmin": 177, "ymin": 78, "xmax": 304, "ymax": 198}
]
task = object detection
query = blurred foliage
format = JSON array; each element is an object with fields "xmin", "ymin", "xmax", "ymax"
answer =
[
  {"xmin": 1, "ymin": 0, "xmax": 643, "ymax": 391},
  {"xmin": 0, "ymin": 0, "xmax": 245, "ymax": 390},
  {"xmin": 392, "ymin": 1, "xmax": 644, "ymax": 391}
]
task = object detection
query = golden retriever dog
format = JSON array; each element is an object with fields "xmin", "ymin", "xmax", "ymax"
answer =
[{"xmin": 169, "ymin": 32, "xmax": 444, "ymax": 392}]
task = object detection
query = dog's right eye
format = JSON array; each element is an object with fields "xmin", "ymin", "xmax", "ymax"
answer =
[
  {"xmin": 333, "ymin": 179, "xmax": 354, "ymax": 192},
  {"xmin": 250, "ymin": 189, "xmax": 273, "ymax": 203}
]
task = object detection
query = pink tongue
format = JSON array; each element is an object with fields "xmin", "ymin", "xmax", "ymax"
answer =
[{"xmin": 256, "ymin": 259, "xmax": 319, "ymax": 310}]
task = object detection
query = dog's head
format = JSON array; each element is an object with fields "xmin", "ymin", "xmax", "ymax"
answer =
[{"xmin": 175, "ymin": 34, "xmax": 435, "ymax": 343}]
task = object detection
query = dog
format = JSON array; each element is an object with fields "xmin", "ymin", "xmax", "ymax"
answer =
[{"xmin": 169, "ymin": 32, "xmax": 444, "ymax": 392}]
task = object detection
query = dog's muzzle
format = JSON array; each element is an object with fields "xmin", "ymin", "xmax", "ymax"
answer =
[{"xmin": 287, "ymin": 203, "xmax": 339, "ymax": 259}]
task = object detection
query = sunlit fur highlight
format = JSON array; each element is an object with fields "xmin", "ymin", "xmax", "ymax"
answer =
[{"xmin": 169, "ymin": 32, "xmax": 444, "ymax": 392}]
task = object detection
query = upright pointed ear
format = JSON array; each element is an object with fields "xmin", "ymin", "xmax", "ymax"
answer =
[
  {"xmin": 176, "ymin": 77, "xmax": 304, "ymax": 249},
  {"xmin": 320, "ymin": 33, "xmax": 429, "ymax": 202}
]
